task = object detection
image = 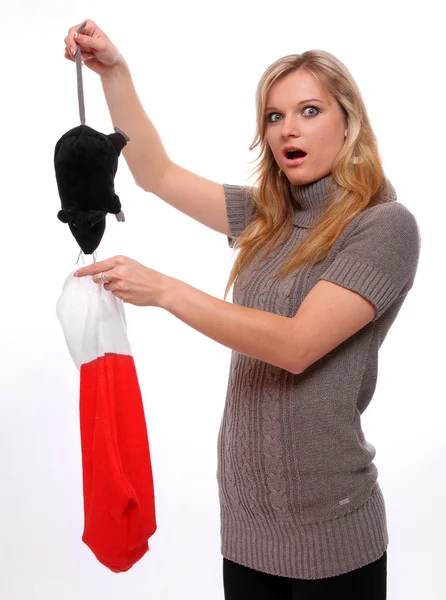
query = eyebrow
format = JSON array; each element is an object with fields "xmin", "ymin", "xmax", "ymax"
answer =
[{"xmin": 266, "ymin": 98, "xmax": 325, "ymax": 111}]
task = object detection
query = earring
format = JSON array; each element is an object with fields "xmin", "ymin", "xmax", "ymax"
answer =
[
  {"xmin": 344, "ymin": 128, "xmax": 348, "ymax": 138},
  {"xmin": 278, "ymin": 168, "xmax": 282, "ymax": 177}
]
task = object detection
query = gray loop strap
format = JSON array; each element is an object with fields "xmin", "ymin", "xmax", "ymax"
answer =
[{"xmin": 75, "ymin": 21, "xmax": 87, "ymax": 125}]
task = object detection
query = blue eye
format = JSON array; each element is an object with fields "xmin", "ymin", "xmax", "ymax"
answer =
[
  {"xmin": 267, "ymin": 112, "xmax": 281, "ymax": 123},
  {"xmin": 266, "ymin": 106, "xmax": 320, "ymax": 123},
  {"xmin": 303, "ymin": 106, "xmax": 320, "ymax": 117}
]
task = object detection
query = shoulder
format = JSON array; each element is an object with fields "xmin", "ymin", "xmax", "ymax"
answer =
[
  {"xmin": 347, "ymin": 200, "xmax": 421, "ymax": 246},
  {"xmin": 331, "ymin": 198, "xmax": 421, "ymax": 288},
  {"xmin": 319, "ymin": 198, "xmax": 421, "ymax": 320},
  {"xmin": 362, "ymin": 199, "xmax": 418, "ymax": 224},
  {"xmin": 223, "ymin": 184, "xmax": 257, "ymax": 246},
  {"xmin": 223, "ymin": 183, "xmax": 255, "ymax": 200}
]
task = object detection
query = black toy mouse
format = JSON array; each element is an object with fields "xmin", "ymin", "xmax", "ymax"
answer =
[
  {"xmin": 55, "ymin": 124, "xmax": 129, "ymax": 255},
  {"xmin": 55, "ymin": 20, "xmax": 130, "ymax": 256}
]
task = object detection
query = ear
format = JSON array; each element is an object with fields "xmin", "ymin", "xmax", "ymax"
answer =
[
  {"xmin": 108, "ymin": 132, "xmax": 128, "ymax": 155},
  {"xmin": 114, "ymin": 126, "xmax": 130, "ymax": 141},
  {"xmin": 109, "ymin": 193, "xmax": 122, "ymax": 215},
  {"xmin": 57, "ymin": 209, "xmax": 74, "ymax": 224}
]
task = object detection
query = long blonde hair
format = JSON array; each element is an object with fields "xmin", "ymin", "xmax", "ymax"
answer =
[{"xmin": 223, "ymin": 50, "xmax": 391, "ymax": 301}]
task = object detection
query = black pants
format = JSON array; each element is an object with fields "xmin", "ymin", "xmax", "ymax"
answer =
[{"xmin": 223, "ymin": 551, "xmax": 386, "ymax": 600}]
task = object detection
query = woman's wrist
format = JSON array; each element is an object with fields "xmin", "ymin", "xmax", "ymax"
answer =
[
  {"xmin": 100, "ymin": 55, "xmax": 130, "ymax": 82},
  {"xmin": 156, "ymin": 274, "xmax": 180, "ymax": 311}
]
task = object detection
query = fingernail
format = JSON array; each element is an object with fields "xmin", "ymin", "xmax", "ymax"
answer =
[
  {"xmin": 74, "ymin": 32, "xmax": 78, "ymax": 39},
  {"xmin": 74, "ymin": 271, "xmax": 79, "ymax": 277}
]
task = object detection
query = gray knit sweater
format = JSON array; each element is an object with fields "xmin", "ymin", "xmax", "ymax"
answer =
[{"xmin": 218, "ymin": 174, "xmax": 420, "ymax": 579}]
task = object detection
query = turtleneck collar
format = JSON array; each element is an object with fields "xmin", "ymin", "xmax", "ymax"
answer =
[
  {"xmin": 288, "ymin": 173, "xmax": 397, "ymax": 228},
  {"xmin": 289, "ymin": 173, "xmax": 336, "ymax": 229}
]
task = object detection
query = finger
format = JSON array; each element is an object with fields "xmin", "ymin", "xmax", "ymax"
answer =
[
  {"xmin": 74, "ymin": 258, "xmax": 117, "ymax": 278},
  {"xmin": 64, "ymin": 49, "xmax": 75, "ymax": 62},
  {"xmin": 81, "ymin": 52, "xmax": 96, "ymax": 62},
  {"xmin": 67, "ymin": 20, "xmax": 92, "ymax": 39},
  {"xmin": 64, "ymin": 39, "xmax": 76, "ymax": 58},
  {"xmin": 66, "ymin": 41, "xmax": 85, "ymax": 57},
  {"xmin": 65, "ymin": 49, "xmax": 90, "ymax": 62},
  {"xmin": 65, "ymin": 25, "xmax": 83, "ymax": 57},
  {"xmin": 66, "ymin": 20, "xmax": 97, "ymax": 55},
  {"xmin": 68, "ymin": 18, "xmax": 97, "ymax": 38},
  {"xmin": 103, "ymin": 283, "xmax": 124, "ymax": 301},
  {"xmin": 73, "ymin": 32, "xmax": 106, "ymax": 54},
  {"xmin": 93, "ymin": 271, "xmax": 114, "ymax": 284}
]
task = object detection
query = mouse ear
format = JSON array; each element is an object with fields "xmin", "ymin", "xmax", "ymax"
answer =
[
  {"xmin": 108, "ymin": 127, "xmax": 130, "ymax": 153},
  {"xmin": 108, "ymin": 132, "xmax": 128, "ymax": 155},
  {"xmin": 108, "ymin": 194, "xmax": 126, "ymax": 222},
  {"xmin": 109, "ymin": 193, "xmax": 122, "ymax": 215},
  {"xmin": 58, "ymin": 209, "xmax": 75, "ymax": 224}
]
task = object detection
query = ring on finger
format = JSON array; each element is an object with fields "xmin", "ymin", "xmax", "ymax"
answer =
[{"xmin": 97, "ymin": 272, "xmax": 110, "ymax": 285}]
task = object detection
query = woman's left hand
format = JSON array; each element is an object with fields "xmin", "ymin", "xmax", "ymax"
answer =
[{"xmin": 74, "ymin": 255, "xmax": 169, "ymax": 307}]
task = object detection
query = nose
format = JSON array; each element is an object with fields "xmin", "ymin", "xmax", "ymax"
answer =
[{"xmin": 280, "ymin": 115, "xmax": 301, "ymax": 139}]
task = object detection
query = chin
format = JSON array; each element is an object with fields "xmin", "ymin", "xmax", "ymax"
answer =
[
  {"xmin": 285, "ymin": 172, "xmax": 316, "ymax": 185},
  {"xmin": 285, "ymin": 168, "xmax": 331, "ymax": 186}
]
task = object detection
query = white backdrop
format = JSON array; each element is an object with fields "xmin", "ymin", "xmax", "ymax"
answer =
[{"xmin": 0, "ymin": 1, "xmax": 443, "ymax": 598}]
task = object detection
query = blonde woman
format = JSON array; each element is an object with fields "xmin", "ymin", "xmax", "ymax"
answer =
[{"xmin": 66, "ymin": 20, "xmax": 420, "ymax": 599}]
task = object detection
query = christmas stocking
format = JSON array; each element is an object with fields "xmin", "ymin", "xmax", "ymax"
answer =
[{"xmin": 56, "ymin": 270, "xmax": 157, "ymax": 572}]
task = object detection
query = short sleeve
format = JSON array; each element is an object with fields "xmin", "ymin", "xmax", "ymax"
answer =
[
  {"xmin": 223, "ymin": 184, "xmax": 256, "ymax": 248},
  {"xmin": 318, "ymin": 202, "xmax": 421, "ymax": 321}
]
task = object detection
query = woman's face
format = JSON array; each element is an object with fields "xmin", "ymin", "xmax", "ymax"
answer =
[{"xmin": 265, "ymin": 70, "xmax": 347, "ymax": 185}]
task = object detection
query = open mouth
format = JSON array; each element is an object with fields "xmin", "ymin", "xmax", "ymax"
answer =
[{"xmin": 284, "ymin": 149, "xmax": 307, "ymax": 159}]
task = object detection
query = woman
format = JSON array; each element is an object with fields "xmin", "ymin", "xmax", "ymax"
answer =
[{"xmin": 65, "ymin": 20, "xmax": 420, "ymax": 599}]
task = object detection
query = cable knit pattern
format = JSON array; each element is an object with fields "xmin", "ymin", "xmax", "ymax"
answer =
[
  {"xmin": 218, "ymin": 174, "xmax": 421, "ymax": 579},
  {"xmin": 261, "ymin": 362, "xmax": 291, "ymax": 519}
]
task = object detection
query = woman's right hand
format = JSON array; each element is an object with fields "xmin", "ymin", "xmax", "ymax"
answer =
[{"xmin": 64, "ymin": 20, "xmax": 125, "ymax": 77}]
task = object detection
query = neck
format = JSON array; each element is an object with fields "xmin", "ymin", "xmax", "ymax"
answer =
[{"xmin": 289, "ymin": 174, "xmax": 336, "ymax": 228}]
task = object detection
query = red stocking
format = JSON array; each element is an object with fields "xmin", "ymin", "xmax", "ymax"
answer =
[{"xmin": 57, "ymin": 271, "xmax": 157, "ymax": 572}]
